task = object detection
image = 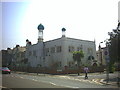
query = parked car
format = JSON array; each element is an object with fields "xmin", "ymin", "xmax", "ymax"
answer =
[{"xmin": 0, "ymin": 67, "xmax": 11, "ymax": 74}]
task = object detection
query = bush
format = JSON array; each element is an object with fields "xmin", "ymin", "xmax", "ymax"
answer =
[{"xmin": 109, "ymin": 64, "xmax": 115, "ymax": 73}]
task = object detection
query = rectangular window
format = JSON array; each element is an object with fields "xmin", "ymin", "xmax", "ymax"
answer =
[
  {"xmin": 33, "ymin": 50, "xmax": 36, "ymax": 56},
  {"xmin": 87, "ymin": 48, "xmax": 93, "ymax": 54},
  {"xmin": 68, "ymin": 46, "xmax": 74, "ymax": 52},
  {"xmin": 29, "ymin": 51, "xmax": 32, "ymax": 56},
  {"xmin": 16, "ymin": 53, "xmax": 19, "ymax": 57},
  {"xmin": 68, "ymin": 61, "xmax": 74, "ymax": 67},
  {"xmin": 77, "ymin": 47, "xmax": 80, "ymax": 51},
  {"xmin": 77, "ymin": 45, "xmax": 83, "ymax": 51},
  {"xmin": 21, "ymin": 52, "xmax": 24, "ymax": 57},
  {"xmin": 58, "ymin": 61, "xmax": 62, "ymax": 67},
  {"xmin": 45, "ymin": 48, "xmax": 49, "ymax": 56},
  {"xmin": 68, "ymin": 62, "xmax": 71, "ymax": 67},
  {"xmin": 51, "ymin": 47, "xmax": 55, "ymax": 53},
  {"xmin": 68, "ymin": 46, "xmax": 71, "ymax": 52},
  {"xmin": 88, "ymin": 48, "xmax": 90, "ymax": 54},
  {"xmin": 57, "ymin": 46, "xmax": 62, "ymax": 52}
]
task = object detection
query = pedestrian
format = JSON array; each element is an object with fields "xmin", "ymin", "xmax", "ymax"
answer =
[{"xmin": 84, "ymin": 66, "xmax": 89, "ymax": 79}]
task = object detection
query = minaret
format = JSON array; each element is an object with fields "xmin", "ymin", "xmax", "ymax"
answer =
[
  {"xmin": 37, "ymin": 24, "xmax": 44, "ymax": 42},
  {"xmin": 62, "ymin": 28, "xmax": 66, "ymax": 37},
  {"xmin": 26, "ymin": 39, "xmax": 32, "ymax": 47}
]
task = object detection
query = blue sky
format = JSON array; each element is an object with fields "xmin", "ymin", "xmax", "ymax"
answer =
[
  {"xmin": 2, "ymin": 2, "xmax": 30, "ymax": 50},
  {"xmin": 1, "ymin": 0, "xmax": 119, "ymax": 50}
]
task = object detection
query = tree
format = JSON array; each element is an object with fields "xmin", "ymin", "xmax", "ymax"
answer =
[
  {"xmin": 73, "ymin": 50, "xmax": 84, "ymax": 75},
  {"xmin": 108, "ymin": 21, "xmax": 120, "ymax": 72}
]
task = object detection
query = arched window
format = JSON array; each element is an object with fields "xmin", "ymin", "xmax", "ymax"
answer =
[{"xmin": 88, "ymin": 55, "xmax": 94, "ymax": 60}]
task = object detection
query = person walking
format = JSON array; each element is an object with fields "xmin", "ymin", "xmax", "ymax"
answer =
[{"xmin": 84, "ymin": 66, "xmax": 89, "ymax": 79}]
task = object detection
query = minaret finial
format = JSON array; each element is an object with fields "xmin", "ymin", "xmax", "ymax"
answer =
[
  {"xmin": 37, "ymin": 24, "xmax": 44, "ymax": 42},
  {"xmin": 62, "ymin": 28, "xmax": 66, "ymax": 37}
]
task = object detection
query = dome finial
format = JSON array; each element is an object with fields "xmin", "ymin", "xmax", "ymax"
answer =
[
  {"xmin": 61, "ymin": 27, "xmax": 66, "ymax": 37},
  {"xmin": 62, "ymin": 28, "xmax": 66, "ymax": 32},
  {"xmin": 37, "ymin": 24, "xmax": 44, "ymax": 30}
]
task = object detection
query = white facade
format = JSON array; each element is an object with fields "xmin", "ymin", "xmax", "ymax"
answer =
[
  {"xmin": 26, "ymin": 42, "xmax": 44, "ymax": 67},
  {"xmin": 26, "ymin": 37, "xmax": 97, "ymax": 70}
]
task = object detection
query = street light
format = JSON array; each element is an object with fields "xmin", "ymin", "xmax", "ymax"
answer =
[
  {"xmin": 99, "ymin": 42, "xmax": 103, "ymax": 65},
  {"xmin": 104, "ymin": 40, "xmax": 110, "ymax": 84}
]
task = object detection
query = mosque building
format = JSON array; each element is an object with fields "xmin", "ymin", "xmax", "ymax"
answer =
[{"xmin": 25, "ymin": 24, "xmax": 98, "ymax": 70}]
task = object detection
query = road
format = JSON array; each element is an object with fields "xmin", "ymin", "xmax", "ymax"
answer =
[
  {"xmin": 1, "ymin": 73, "xmax": 119, "ymax": 90},
  {"xmin": 2, "ymin": 74, "xmax": 64, "ymax": 88}
]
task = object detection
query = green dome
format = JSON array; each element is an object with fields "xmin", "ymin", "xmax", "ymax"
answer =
[
  {"xmin": 62, "ymin": 28, "xmax": 66, "ymax": 31},
  {"xmin": 37, "ymin": 24, "xmax": 44, "ymax": 30}
]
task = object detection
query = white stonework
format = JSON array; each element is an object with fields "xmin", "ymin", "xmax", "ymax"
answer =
[
  {"xmin": 26, "ymin": 37, "xmax": 97, "ymax": 70},
  {"xmin": 26, "ymin": 42, "xmax": 44, "ymax": 67}
]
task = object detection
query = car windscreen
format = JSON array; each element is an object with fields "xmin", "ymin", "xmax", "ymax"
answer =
[{"xmin": 2, "ymin": 67, "xmax": 9, "ymax": 70}]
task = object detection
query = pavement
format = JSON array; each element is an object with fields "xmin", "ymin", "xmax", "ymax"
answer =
[
  {"xmin": 13, "ymin": 71, "xmax": 120, "ymax": 88},
  {"xmin": 68, "ymin": 72, "xmax": 120, "ymax": 87},
  {"xmin": 54, "ymin": 72, "xmax": 119, "ymax": 88}
]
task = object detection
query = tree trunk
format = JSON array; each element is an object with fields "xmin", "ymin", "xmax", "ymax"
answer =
[{"xmin": 77, "ymin": 61, "xmax": 80, "ymax": 76}]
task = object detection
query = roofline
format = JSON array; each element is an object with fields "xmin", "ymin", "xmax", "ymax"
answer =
[
  {"xmin": 44, "ymin": 37, "xmax": 94, "ymax": 43},
  {"xmin": 44, "ymin": 37, "xmax": 62, "ymax": 43},
  {"xmin": 66, "ymin": 37, "xmax": 94, "ymax": 43}
]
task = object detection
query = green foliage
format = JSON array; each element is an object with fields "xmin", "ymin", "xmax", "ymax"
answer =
[
  {"xmin": 73, "ymin": 51, "xmax": 84, "ymax": 76},
  {"xmin": 108, "ymin": 36, "xmax": 119, "ymax": 64},
  {"xmin": 108, "ymin": 22, "xmax": 120, "ymax": 64},
  {"xmin": 109, "ymin": 63, "xmax": 115, "ymax": 73},
  {"xmin": 73, "ymin": 50, "xmax": 84, "ymax": 66}
]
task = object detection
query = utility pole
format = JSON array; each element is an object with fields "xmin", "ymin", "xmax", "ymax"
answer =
[
  {"xmin": 99, "ymin": 42, "xmax": 103, "ymax": 66},
  {"xmin": 104, "ymin": 40, "xmax": 110, "ymax": 84}
]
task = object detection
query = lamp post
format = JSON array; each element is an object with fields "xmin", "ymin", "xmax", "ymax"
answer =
[
  {"xmin": 104, "ymin": 41, "xmax": 110, "ymax": 84},
  {"xmin": 99, "ymin": 42, "xmax": 103, "ymax": 66}
]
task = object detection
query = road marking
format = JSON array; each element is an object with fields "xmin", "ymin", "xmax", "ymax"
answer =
[
  {"xmin": 49, "ymin": 82, "xmax": 56, "ymax": 86},
  {"xmin": 20, "ymin": 77, "xmax": 23, "ymax": 79},
  {"xmin": 92, "ymin": 79, "xmax": 104, "ymax": 85},
  {"xmin": 58, "ymin": 76, "xmax": 104, "ymax": 85},
  {"xmin": 32, "ymin": 79, "xmax": 38, "ymax": 82},
  {"xmin": 32, "ymin": 79, "xmax": 35, "ymax": 80},
  {"xmin": 100, "ymin": 79, "xmax": 104, "ymax": 82},
  {"xmin": 59, "ymin": 85, "xmax": 79, "ymax": 88},
  {"xmin": 33, "ymin": 79, "xmax": 38, "ymax": 82},
  {"xmin": 0, "ymin": 85, "xmax": 13, "ymax": 90},
  {"xmin": 49, "ymin": 82, "xmax": 79, "ymax": 88},
  {"xmin": 0, "ymin": 85, "xmax": 7, "ymax": 88}
]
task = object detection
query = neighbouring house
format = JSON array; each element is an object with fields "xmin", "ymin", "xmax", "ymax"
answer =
[
  {"xmin": 1, "ymin": 50, "xmax": 9, "ymax": 66},
  {"xmin": 96, "ymin": 46, "xmax": 107, "ymax": 66},
  {"xmin": 0, "ymin": 48, "xmax": 12, "ymax": 67},
  {"xmin": 11, "ymin": 45, "xmax": 26, "ymax": 68}
]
